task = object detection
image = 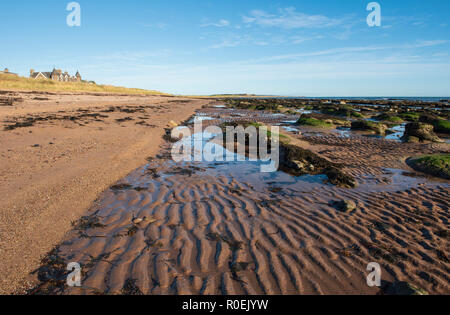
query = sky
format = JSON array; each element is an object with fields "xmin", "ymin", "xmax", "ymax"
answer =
[{"xmin": 1, "ymin": 0, "xmax": 449, "ymax": 96}]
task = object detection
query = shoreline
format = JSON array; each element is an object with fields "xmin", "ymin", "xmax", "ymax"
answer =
[
  {"xmin": 1, "ymin": 94, "xmax": 448, "ymax": 295},
  {"xmin": 0, "ymin": 91, "xmax": 210, "ymax": 294},
  {"xmin": 24, "ymin": 106, "xmax": 450, "ymax": 295}
]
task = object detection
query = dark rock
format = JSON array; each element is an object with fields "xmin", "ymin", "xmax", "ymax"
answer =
[
  {"xmin": 382, "ymin": 281, "xmax": 428, "ymax": 295},
  {"xmin": 330, "ymin": 200, "xmax": 357, "ymax": 212},
  {"xmin": 279, "ymin": 143, "xmax": 357, "ymax": 188},
  {"xmin": 325, "ymin": 168, "xmax": 358, "ymax": 188}
]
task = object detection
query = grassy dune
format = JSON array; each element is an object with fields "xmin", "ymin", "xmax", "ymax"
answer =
[{"xmin": 0, "ymin": 73, "xmax": 168, "ymax": 95}]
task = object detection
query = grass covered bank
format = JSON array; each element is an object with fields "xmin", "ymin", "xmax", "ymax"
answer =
[{"xmin": 0, "ymin": 73, "xmax": 167, "ymax": 95}]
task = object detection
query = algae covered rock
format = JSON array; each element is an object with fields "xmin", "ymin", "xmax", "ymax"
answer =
[
  {"xmin": 433, "ymin": 119, "xmax": 450, "ymax": 134},
  {"xmin": 374, "ymin": 113, "xmax": 404, "ymax": 123},
  {"xmin": 351, "ymin": 120, "xmax": 387, "ymax": 135},
  {"xmin": 297, "ymin": 115, "xmax": 334, "ymax": 128},
  {"xmin": 418, "ymin": 114, "xmax": 450, "ymax": 134},
  {"xmin": 406, "ymin": 154, "xmax": 450, "ymax": 180},
  {"xmin": 324, "ymin": 168, "xmax": 358, "ymax": 188},
  {"xmin": 401, "ymin": 123, "xmax": 443, "ymax": 143},
  {"xmin": 279, "ymin": 143, "xmax": 357, "ymax": 188},
  {"xmin": 383, "ymin": 281, "xmax": 428, "ymax": 295}
]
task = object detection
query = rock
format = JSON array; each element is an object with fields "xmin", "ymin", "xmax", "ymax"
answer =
[
  {"xmin": 330, "ymin": 200, "xmax": 357, "ymax": 212},
  {"xmin": 132, "ymin": 213, "xmax": 147, "ymax": 225},
  {"xmin": 325, "ymin": 168, "xmax": 358, "ymax": 188},
  {"xmin": 307, "ymin": 164, "xmax": 315, "ymax": 172},
  {"xmin": 275, "ymin": 143, "xmax": 357, "ymax": 188},
  {"xmin": 293, "ymin": 160, "xmax": 306, "ymax": 170},
  {"xmin": 163, "ymin": 128, "xmax": 181, "ymax": 142},
  {"xmin": 334, "ymin": 119, "xmax": 351, "ymax": 127},
  {"xmin": 403, "ymin": 136, "xmax": 420, "ymax": 143},
  {"xmin": 351, "ymin": 120, "xmax": 387, "ymax": 135},
  {"xmin": 132, "ymin": 217, "xmax": 146, "ymax": 225},
  {"xmin": 168, "ymin": 120, "xmax": 179, "ymax": 128},
  {"xmin": 292, "ymin": 160, "xmax": 315, "ymax": 172},
  {"xmin": 401, "ymin": 123, "xmax": 443, "ymax": 143},
  {"xmin": 419, "ymin": 114, "xmax": 439, "ymax": 124},
  {"xmin": 383, "ymin": 281, "xmax": 428, "ymax": 295},
  {"xmin": 406, "ymin": 154, "xmax": 450, "ymax": 180}
]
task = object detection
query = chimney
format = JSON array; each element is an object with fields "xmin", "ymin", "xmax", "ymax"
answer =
[{"xmin": 30, "ymin": 69, "xmax": 35, "ymax": 76}]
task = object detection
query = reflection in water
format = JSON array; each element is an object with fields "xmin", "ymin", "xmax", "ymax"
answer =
[
  {"xmin": 385, "ymin": 123, "xmax": 406, "ymax": 141},
  {"xmin": 334, "ymin": 127, "xmax": 351, "ymax": 138},
  {"xmin": 295, "ymin": 108, "xmax": 313, "ymax": 114},
  {"xmin": 282, "ymin": 126, "xmax": 300, "ymax": 133}
]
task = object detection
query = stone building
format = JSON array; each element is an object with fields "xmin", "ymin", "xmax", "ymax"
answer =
[
  {"xmin": 0, "ymin": 68, "xmax": 18, "ymax": 76},
  {"xmin": 30, "ymin": 68, "xmax": 81, "ymax": 82}
]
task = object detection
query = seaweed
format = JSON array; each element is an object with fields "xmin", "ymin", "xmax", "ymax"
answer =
[
  {"xmin": 120, "ymin": 279, "xmax": 144, "ymax": 295},
  {"xmin": 206, "ymin": 232, "xmax": 243, "ymax": 252},
  {"xmin": 72, "ymin": 213, "xmax": 105, "ymax": 231},
  {"xmin": 110, "ymin": 183, "xmax": 133, "ymax": 191}
]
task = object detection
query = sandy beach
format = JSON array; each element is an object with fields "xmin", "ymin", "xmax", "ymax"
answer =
[
  {"xmin": 2, "ymin": 0, "xmax": 449, "ymax": 302},
  {"xmin": 0, "ymin": 91, "xmax": 210, "ymax": 294},
  {"xmin": 13, "ymin": 102, "xmax": 449, "ymax": 295}
]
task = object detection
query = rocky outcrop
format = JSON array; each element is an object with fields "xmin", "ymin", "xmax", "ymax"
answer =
[
  {"xmin": 406, "ymin": 154, "xmax": 450, "ymax": 180},
  {"xmin": 351, "ymin": 120, "xmax": 387, "ymax": 135},
  {"xmin": 401, "ymin": 123, "xmax": 443, "ymax": 143},
  {"xmin": 279, "ymin": 143, "xmax": 357, "ymax": 188}
]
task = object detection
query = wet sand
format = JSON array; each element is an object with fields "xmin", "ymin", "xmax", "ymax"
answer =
[
  {"xmin": 27, "ymin": 107, "xmax": 450, "ymax": 295},
  {"xmin": 0, "ymin": 91, "xmax": 210, "ymax": 294}
]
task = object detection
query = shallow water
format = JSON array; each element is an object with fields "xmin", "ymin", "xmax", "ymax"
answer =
[
  {"xmin": 159, "ymin": 117, "xmax": 448, "ymax": 194},
  {"xmin": 294, "ymin": 108, "xmax": 313, "ymax": 115},
  {"xmin": 282, "ymin": 126, "xmax": 300, "ymax": 133},
  {"xmin": 385, "ymin": 124, "xmax": 406, "ymax": 141}
]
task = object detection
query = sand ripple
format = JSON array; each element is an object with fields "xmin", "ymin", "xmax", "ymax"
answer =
[{"xmin": 36, "ymin": 150, "xmax": 450, "ymax": 295}]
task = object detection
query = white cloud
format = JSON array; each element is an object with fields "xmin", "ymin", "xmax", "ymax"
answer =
[
  {"xmin": 405, "ymin": 40, "xmax": 448, "ymax": 48},
  {"xmin": 140, "ymin": 22, "xmax": 168, "ymax": 29},
  {"xmin": 93, "ymin": 50, "xmax": 172, "ymax": 61},
  {"xmin": 290, "ymin": 35, "xmax": 324, "ymax": 44},
  {"xmin": 201, "ymin": 19, "xmax": 230, "ymax": 28},
  {"xmin": 209, "ymin": 39, "xmax": 240, "ymax": 49},
  {"xmin": 243, "ymin": 7, "xmax": 343, "ymax": 29},
  {"xmin": 240, "ymin": 40, "xmax": 449, "ymax": 63}
]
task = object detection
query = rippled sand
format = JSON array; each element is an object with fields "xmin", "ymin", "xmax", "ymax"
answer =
[{"xmin": 30, "ymin": 109, "xmax": 449, "ymax": 295}]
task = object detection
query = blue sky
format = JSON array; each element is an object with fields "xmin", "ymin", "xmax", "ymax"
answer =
[{"xmin": 1, "ymin": 0, "xmax": 449, "ymax": 96}]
